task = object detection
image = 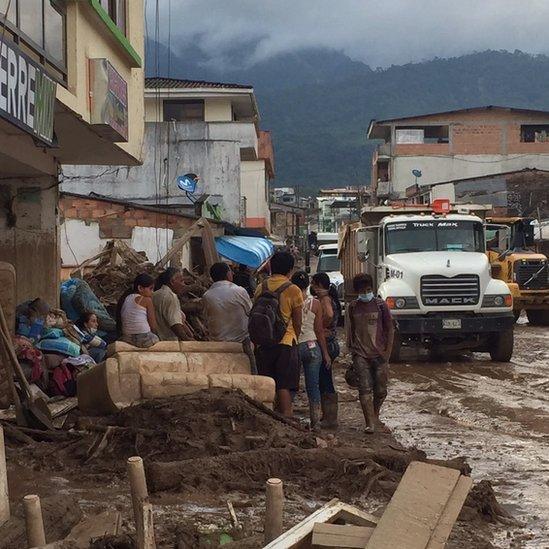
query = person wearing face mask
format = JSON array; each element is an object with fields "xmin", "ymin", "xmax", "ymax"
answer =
[{"xmin": 346, "ymin": 273, "xmax": 394, "ymax": 434}]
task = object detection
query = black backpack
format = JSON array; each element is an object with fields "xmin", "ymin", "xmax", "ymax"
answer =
[{"xmin": 248, "ymin": 280, "xmax": 291, "ymax": 346}]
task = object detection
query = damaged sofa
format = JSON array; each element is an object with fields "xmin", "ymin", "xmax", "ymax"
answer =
[{"xmin": 77, "ymin": 340, "xmax": 275, "ymax": 414}]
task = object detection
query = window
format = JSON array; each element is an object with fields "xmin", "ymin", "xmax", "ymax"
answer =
[
  {"xmin": 395, "ymin": 125, "xmax": 449, "ymax": 144},
  {"xmin": 386, "ymin": 221, "xmax": 484, "ymax": 255},
  {"xmin": 0, "ymin": 1, "xmax": 67, "ymax": 79},
  {"xmin": 520, "ymin": 124, "xmax": 549, "ymax": 143},
  {"xmin": 0, "ymin": 0, "xmax": 16, "ymax": 24},
  {"xmin": 20, "ymin": 0, "xmax": 43, "ymax": 45},
  {"xmin": 377, "ymin": 160, "xmax": 389, "ymax": 182},
  {"xmin": 163, "ymin": 100, "xmax": 204, "ymax": 122},
  {"xmin": 100, "ymin": 0, "xmax": 126, "ymax": 34}
]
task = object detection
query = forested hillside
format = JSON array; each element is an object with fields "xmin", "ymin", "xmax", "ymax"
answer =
[{"xmin": 146, "ymin": 44, "xmax": 549, "ymax": 194}]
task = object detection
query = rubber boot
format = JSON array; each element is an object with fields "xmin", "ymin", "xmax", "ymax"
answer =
[
  {"xmin": 359, "ymin": 394, "xmax": 376, "ymax": 434},
  {"xmin": 321, "ymin": 393, "xmax": 339, "ymax": 430},
  {"xmin": 320, "ymin": 393, "xmax": 329, "ymax": 422},
  {"xmin": 309, "ymin": 403, "xmax": 321, "ymax": 433}
]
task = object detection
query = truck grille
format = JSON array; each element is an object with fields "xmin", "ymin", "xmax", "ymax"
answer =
[
  {"xmin": 515, "ymin": 261, "xmax": 549, "ymax": 290},
  {"xmin": 421, "ymin": 274, "xmax": 480, "ymax": 306}
]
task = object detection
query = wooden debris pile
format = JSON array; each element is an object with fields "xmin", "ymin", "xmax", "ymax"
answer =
[{"xmin": 71, "ymin": 217, "xmax": 220, "ymax": 341}]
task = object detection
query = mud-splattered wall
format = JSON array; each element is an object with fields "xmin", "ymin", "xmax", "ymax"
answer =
[{"xmin": 0, "ymin": 178, "xmax": 59, "ymax": 308}]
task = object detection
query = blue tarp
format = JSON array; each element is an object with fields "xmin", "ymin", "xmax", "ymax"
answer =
[{"xmin": 215, "ymin": 236, "xmax": 275, "ymax": 270}]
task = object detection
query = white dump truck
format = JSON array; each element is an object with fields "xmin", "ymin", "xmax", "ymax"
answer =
[{"xmin": 339, "ymin": 203, "xmax": 515, "ymax": 362}]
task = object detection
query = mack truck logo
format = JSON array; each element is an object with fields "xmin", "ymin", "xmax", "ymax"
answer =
[{"xmin": 424, "ymin": 297, "xmax": 477, "ymax": 305}]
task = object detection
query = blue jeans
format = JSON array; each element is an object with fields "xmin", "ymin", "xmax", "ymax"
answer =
[{"xmin": 298, "ymin": 341, "xmax": 323, "ymax": 404}]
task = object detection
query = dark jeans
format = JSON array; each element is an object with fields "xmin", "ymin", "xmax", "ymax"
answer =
[{"xmin": 319, "ymin": 336, "xmax": 340, "ymax": 395}]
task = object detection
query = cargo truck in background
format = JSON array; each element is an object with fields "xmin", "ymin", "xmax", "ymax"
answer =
[
  {"xmin": 339, "ymin": 203, "xmax": 515, "ymax": 362},
  {"xmin": 485, "ymin": 217, "xmax": 549, "ymax": 325}
]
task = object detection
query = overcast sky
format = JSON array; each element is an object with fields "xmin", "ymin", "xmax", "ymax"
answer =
[{"xmin": 146, "ymin": 0, "xmax": 549, "ymax": 67}]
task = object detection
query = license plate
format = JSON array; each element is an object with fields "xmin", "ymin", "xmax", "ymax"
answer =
[{"xmin": 442, "ymin": 319, "xmax": 462, "ymax": 329}]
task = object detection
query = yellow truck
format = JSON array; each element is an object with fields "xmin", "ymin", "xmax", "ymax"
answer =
[{"xmin": 486, "ymin": 217, "xmax": 549, "ymax": 325}]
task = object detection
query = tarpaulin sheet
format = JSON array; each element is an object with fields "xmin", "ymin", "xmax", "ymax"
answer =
[{"xmin": 215, "ymin": 235, "xmax": 275, "ymax": 269}]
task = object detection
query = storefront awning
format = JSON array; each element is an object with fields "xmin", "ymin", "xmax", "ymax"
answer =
[{"xmin": 215, "ymin": 236, "xmax": 275, "ymax": 270}]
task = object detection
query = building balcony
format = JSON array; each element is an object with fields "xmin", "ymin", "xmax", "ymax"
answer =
[{"xmin": 377, "ymin": 142, "xmax": 392, "ymax": 157}]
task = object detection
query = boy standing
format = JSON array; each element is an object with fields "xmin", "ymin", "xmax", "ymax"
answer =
[{"xmin": 346, "ymin": 273, "xmax": 394, "ymax": 433}]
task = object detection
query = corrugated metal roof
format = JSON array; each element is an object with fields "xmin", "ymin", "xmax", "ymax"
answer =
[{"xmin": 145, "ymin": 77, "xmax": 253, "ymax": 90}]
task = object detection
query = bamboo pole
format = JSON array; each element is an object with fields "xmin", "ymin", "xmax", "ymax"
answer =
[
  {"xmin": 127, "ymin": 456, "xmax": 155, "ymax": 549},
  {"xmin": 0, "ymin": 426, "xmax": 9, "ymax": 526},
  {"xmin": 264, "ymin": 478, "xmax": 284, "ymax": 544},
  {"xmin": 23, "ymin": 494, "xmax": 46, "ymax": 548}
]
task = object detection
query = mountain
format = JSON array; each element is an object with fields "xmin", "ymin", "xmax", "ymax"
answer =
[{"xmin": 145, "ymin": 43, "xmax": 549, "ymax": 194}]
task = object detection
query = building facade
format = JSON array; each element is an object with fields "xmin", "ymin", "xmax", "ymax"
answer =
[
  {"xmin": 0, "ymin": 0, "xmax": 144, "ymax": 306},
  {"xmin": 62, "ymin": 77, "xmax": 273, "ymax": 230},
  {"xmin": 368, "ymin": 106, "xmax": 549, "ymax": 202}
]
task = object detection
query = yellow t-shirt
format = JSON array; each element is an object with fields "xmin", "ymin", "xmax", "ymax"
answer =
[{"xmin": 254, "ymin": 275, "xmax": 304, "ymax": 346}]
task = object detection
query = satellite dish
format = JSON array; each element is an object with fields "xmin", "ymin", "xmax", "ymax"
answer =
[
  {"xmin": 412, "ymin": 169, "xmax": 422, "ymax": 178},
  {"xmin": 177, "ymin": 173, "xmax": 199, "ymax": 193}
]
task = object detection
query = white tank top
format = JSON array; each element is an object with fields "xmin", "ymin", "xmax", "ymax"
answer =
[
  {"xmin": 299, "ymin": 297, "xmax": 317, "ymax": 344},
  {"xmin": 121, "ymin": 294, "xmax": 150, "ymax": 335}
]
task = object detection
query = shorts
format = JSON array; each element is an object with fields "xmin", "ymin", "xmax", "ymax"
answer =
[
  {"xmin": 353, "ymin": 355, "xmax": 388, "ymax": 399},
  {"xmin": 121, "ymin": 332, "xmax": 159, "ymax": 348},
  {"xmin": 256, "ymin": 344, "xmax": 299, "ymax": 391}
]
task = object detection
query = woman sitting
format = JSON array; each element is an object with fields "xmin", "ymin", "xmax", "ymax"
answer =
[
  {"xmin": 116, "ymin": 273, "xmax": 159, "ymax": 348},
  {"xmin": 77, "ymin": 311, "xmax": 107, "ymax": 363}
]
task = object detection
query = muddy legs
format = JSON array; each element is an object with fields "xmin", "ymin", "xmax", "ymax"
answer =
[{"xmin": 359, "ymin": 394, "xmax": 376, "ymax": 433}]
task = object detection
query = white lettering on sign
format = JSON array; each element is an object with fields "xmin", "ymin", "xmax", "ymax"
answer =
[{"xmin": 0, "ymin": 40, "xmax": 56, "ymax": 145}]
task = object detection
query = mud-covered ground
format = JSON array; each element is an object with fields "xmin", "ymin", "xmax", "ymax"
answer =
[
  {"xmin": 1, "ymin": 317, "xmax": 546, "ymax": 548},
  {"xmin": 375, "ymin": 317, "xmax": 548, "ymax": 548}
]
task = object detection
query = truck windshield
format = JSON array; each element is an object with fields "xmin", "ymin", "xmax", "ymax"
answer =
[
  {"xmin": 385, "ymin": 220, "xmax": 484, "ymax": 254},
  {"xmin": 318, "ymin": 255, "xmax": 341, "ymax": 272}
]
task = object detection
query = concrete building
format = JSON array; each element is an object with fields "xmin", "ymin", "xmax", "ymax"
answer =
[
  {"xmin": 62, "ymin": 77, "xmax": 273, "ymax": 231},
  {"xmin": 0, "ymin": 0, "xmax": 144, "ymax": 306},
  {"xmin": 368, "ymin": 106, "xmax": 549, "ymax": 202}
]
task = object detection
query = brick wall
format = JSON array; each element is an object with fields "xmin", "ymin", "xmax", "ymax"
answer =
[{"xmin": 59, "ymin": 195, "xmax": 196, "ymax": 239}]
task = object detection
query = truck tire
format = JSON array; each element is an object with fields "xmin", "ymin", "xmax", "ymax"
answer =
[
  {"xmin": 513, "ymin": 309, "xmax": 521, "ymax": 322},
  {"xmin": 489, "ymin": 329, "xmax": 513, "ymax": 362},
  {"xmin": 526, "ymin": 309, "xmax": 549, "ymax": 326},
  {"xmin": 390, "ymin": 330, "xmax": 401, "ymax": 363}
]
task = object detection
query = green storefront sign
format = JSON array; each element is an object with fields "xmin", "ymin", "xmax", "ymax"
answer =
[{"xmin": 0, "ymin": 39, "xmax": 56, "ymax": 146}]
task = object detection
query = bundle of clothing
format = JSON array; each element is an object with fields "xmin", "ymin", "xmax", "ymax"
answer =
[{"xmin": 14, "ymin": 298, "xmax": 103, "ymax": 397}]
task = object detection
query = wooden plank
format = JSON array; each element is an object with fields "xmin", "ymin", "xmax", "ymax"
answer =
[
  {"xmin": 365, "ymin": 461, "xmax": 461, "ymax": 549},
  {"xmin": 311, "ymin": 523, "xmax": 374, "ymax": 548},
  {"xmin": 264, "ymin": 499, "xmax": 378, "ymax": 549},
  {"xmin": 426, "ymin": 475, "xmax": 473, "ymax": 549},
  {"xmin": 65, "ymin": 510, "xmax": 121, "ymax": 548}
]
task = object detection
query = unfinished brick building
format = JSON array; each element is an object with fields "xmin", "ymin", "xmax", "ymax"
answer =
[{"xmin": 368, "ymin": 106, "xmax": 549, "ymax": 201}]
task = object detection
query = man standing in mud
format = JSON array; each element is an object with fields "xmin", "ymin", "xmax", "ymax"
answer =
[
  {"xmin": 346, "ymin": 273, "xmax": 394, "ymax": 433},
  {"xmin": 253, "ymin": 251, "xmax": 303, "ymax": 417}
]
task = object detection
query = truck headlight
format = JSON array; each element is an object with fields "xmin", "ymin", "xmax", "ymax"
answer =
[
  {"xmin": 386, "ymin": 296, "xmax": 419, "ymax": 309},
  {"xmin": 482, "ymin": 295, "xmax": 513, "ymax": 307}
]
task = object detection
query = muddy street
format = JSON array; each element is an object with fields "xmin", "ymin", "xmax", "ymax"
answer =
[{"xmin": 377, "ymin": 320, "xmax": 549, "ymax": 548}]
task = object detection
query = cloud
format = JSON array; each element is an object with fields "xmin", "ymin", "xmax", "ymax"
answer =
[{"xmin": 146, "ymin": 0, "xmax": 549, "ymax": 66}]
